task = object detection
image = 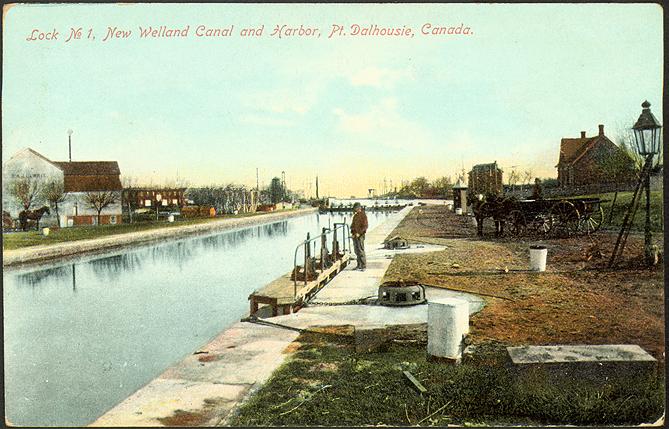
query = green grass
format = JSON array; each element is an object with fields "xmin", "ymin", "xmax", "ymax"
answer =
[
  {"xmin": 577, "ymin": 190, "xmax": 663, "ymax": 233},
  {"xmin": 228, "ymin": 333, "xmax": 665, "ymax": 427},
  {"xmin": 2, "ymin": 209, "xmax": 300, "ymax": 251}
]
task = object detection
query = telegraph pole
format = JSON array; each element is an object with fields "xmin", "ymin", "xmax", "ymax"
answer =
[{"xmin": 67, "ymin": 129, "xmax": 73, "ymax": 161}]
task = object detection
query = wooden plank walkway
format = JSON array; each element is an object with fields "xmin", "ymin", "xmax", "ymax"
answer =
[{"xmin": 248, "ymin": 253, "xmax": 351, "ymax": 316}]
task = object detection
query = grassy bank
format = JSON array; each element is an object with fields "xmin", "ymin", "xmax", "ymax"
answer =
[
  {"xmin": 229, "ymin": 332, "xmax": 664, "ymax": 426},
  {"xmin": 581, "ymin": 190, "xmax": 663, "ymax": 232},
  {"xmin": 2, "ymin": 209, "xmax": 299, "ymax": 251}
]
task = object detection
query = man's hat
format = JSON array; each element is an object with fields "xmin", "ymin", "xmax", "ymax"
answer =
[{"xmin": 353, "ymin": 202, "xmax": 362, "ymax": 209}]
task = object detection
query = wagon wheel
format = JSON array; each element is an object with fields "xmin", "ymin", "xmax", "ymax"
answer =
[
  {"xmin": 506, "ymin": 210, "xmax": 526, "ymax": 237},
  {"xmin": 548, "ymin": 201, "xmax": 580, "ymax": 237},
  {"xmin": 533, "ymin": 214, "xmax": 552, "ymax": 236},
  {"xmin": 580, "ymin": 205, "xmax": 605, "ymax": 234}
]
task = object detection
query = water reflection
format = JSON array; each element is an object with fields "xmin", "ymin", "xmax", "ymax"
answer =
[
  {"xmin": 14, "ymin": 265, "xmax": 71, "ymax": 289},
  {"xmin": 88, "ymin": 253, "xmax": 145, "ymax": 282},
  {"xmin": 3, "ymin": 213, "xmax": 386, "ymax": 426}
]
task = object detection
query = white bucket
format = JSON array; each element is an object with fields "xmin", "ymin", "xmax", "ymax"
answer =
[
  {"xmin": 529, "ymin": 245, "xmax": 548, "ymax": 272},
  {"xmin": 455, "ymin": 208, "xmax": 463, "ymax": 215},
  {"xmin": 168, "ymin": 215, "xmax": 175, "ymax": 223},
  {"xmin": 42, "ymin": 227, "xmax": 50, "ymax": 236}
]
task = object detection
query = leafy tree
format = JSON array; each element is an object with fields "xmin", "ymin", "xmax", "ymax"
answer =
[
  {"xmin": 432, "ymin": 176, "xmax": 453, "ymax": 197},
  {"xmin": 269, "ymin": 177, "xmax": 284, "ymax": 204},
  {"xmin": 42, "ymin": 181, "xmax": 66, "ymax": 226}
]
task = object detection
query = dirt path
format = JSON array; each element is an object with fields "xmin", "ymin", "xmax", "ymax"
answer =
[{"xmin": 383, "ymin": 205, "xmax": 665, "ymax": 362}]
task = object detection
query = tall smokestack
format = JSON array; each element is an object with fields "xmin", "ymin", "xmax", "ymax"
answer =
[
  {"xmin": 580, "ymin": 131, "xmax": 586, "ymax": 138},
  {"xmin": 598, "ymin": 124, "xmax": 604, "ymax": 136}
]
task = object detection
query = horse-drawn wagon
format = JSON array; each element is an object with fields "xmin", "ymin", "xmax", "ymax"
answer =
[{"xmin": 473, "ymin": 195, "xmax": 606, "ymax": 238}]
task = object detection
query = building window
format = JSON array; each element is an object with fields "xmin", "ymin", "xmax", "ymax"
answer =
[
  {"xmin": 110, "ymin": 215, "xmax": 117, "ymax": 225},
  {"xmin": 172, "ymin": 199, "xmax": 178, "ymax": 205},
  {"xmin": 145, "ymin": 199, "xmax": 152, "ymax": 207}
]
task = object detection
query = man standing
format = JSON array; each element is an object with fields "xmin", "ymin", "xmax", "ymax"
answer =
[{"xmin": 351, "ymin": 202, "xmax": 368, "ymax": 270}]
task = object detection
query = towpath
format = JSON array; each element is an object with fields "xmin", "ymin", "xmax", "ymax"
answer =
[{"xmin": 4, "ymin": 208, "xmax": 317, "ymax": 268}]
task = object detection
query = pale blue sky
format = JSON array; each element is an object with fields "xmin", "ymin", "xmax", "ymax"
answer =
[{"xmin": 2, "ymin": 3, "xmax": 663, "ymax": 197}]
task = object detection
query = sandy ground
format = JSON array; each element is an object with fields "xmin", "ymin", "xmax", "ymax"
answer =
[{"xmin": 383, "ymin": 205, "xmax": 665, "ymax": 362}]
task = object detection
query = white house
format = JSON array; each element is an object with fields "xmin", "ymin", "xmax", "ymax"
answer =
[{"xmin": 2, "ymin": 148, "xmax": 123, "ymax": 227}]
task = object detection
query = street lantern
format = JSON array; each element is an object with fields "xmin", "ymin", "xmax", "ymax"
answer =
[
  {"xmin": 632, "ymin": 100, "xmax": 662, "ymax": 266},
  {"xmin": 632, "ymin": 101, "xmax": 662, "ymax": 157}
]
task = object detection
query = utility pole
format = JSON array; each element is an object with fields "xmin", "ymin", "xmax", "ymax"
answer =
[
  {"xmin": 67, "ymin": 129, "xmax": 73, "ymax": 162},
  {"xmin": 315, "ymin": 175, "xmax": 319, "ymax": 200}
]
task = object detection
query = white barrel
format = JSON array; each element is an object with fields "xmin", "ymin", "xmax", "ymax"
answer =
[
  {"xmin": 168, "ymin": 214, "xmax": 175, "ymax": 223},
  {"xmin": 455, "ymin": 208, "xmax": 463, "ymax": 215},
  {"xmin": 428, "ymin": 298, "xmax": 469, "ymax": 360},
  {"xmin": 529, "ymin": 245, "xmax": 548, "ymax": 272}
]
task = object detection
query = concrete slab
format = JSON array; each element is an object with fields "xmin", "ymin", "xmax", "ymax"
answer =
[
  {"xmin": 91, "ymin": 378, "xmax": 248, "ymax": 426},
  {"xmin": 92, "ymin": 322, "xmax": 299, "ymax": 426},
  {"xmin": 508, "ymin": 344, "xmax": 657, "ymax": 364},
  {"xmin": 272, "ymin": 287, "xmax": 485, "ymax": 330},
  {"xmin": 507, "ymin": 345, "xmax": 658, "ymax": 385}
]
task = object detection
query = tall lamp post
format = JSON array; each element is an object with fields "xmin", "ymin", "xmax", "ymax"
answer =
[{"xmin": 632, "ymin": 100, "xmax": 662, "ymax": 265}]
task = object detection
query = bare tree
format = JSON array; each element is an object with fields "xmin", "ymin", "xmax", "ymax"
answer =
[
  {"xmin": 84, "ymin": 191, "xmax": 118, "ymax": 226},
  {"xmin": 602, "ymin": 127, "xmax": 644, "ymax": 224},
  {"xmin": 507, "ymin": 169, "xmax": 520, "ymax": 192},
  {"xmin": 9, "ymin": 176, "xmax": 43, "ymax": 211},
  {"xmin": 522, "ymin": 170, "xmax": 534, "ymax": 191},
  {"xmin": 42, "ymin": 181, "xmax": 67, "ymax": 227},
  {"xmin": 121, "ymin": 176, "xmax": 137, "ymax": 224}
]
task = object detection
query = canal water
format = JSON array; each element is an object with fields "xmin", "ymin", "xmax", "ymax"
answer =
[{"xmin": 3, "ymin": 211, "xmax": 391, "ymax": 426}]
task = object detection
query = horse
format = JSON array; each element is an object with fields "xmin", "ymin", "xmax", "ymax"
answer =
[
  {"xmin": 3, "ymin": 211, "xmax": 15, "ymax": 231},
  {"xmin": 19, "ymin": 206, "xmax": 50, "ymax": 231},
  {"xmin": 471, "ymin": 193, "xmax": 516, "ymax": 237}
]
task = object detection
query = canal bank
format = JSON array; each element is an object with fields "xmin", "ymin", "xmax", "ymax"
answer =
[
  {"xmin": 3, "ymin": 208, "xmax": 317, "ymax": 268},
  {"xmin": 91, "ymin": 206, "xmax": 482, "ymax": 427}
]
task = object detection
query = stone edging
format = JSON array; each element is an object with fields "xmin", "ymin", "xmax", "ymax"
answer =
[{"xmin": 3, "ymin": 208, "xmax": 318, "ymax": 268}]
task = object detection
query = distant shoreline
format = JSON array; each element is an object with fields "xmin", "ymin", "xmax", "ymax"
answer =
[{"xmin": 3, "ymin": 208, "xmax": 318, "ymax": 269}]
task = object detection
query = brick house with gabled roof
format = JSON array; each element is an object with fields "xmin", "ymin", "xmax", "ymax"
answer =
[
  {"xmin": 468, "ymin": 161, "xmax": 504, "ymax": 195},
  {"xmin": 556, "ymin": 124, "xmax": 635, "ymax": 188},
  {"xmin": 2, "ymin": 148, "xmax": 123, "ymax": 227}
]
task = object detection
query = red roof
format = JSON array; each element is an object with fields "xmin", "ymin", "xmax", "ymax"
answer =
[
  {"xmin": 52, "ymin": 161, "xmax": 122, "ymax": 192},
  {"xmin": 53, "ymin": 161, "xmax": 121, "ymax": 176}
]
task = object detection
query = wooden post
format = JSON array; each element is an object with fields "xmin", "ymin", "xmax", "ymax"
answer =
[{"xmin": 304, "ymin": 233, "xmax": 310, "ymax": 286}]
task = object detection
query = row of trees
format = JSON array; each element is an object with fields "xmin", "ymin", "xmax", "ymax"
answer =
[
  {"xmin": 6, "ymin": 176, "xmax": 117, "ymax": 227},
  {"xmin": 186, "ymin": 177, "xmax": 298, "ymax": 213},
  {"xmin": 384, "ymin": 176, "xmax": 454, "ymax": 199},
  {"xmin": 186, "ymin": 185, "xmax": 258, "ymax": 214}
]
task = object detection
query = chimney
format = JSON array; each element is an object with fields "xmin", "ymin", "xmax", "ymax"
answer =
[
  {"xmin": 598, "ymin": 124, "xmax": 604, "ymax": 136},
  {"xmin": 580, "ymin": 131, "xmax": 586, "ymax": 138}
]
